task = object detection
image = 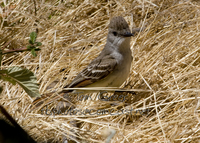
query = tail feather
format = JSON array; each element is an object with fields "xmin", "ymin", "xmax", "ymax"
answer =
[{"xmin": 30, "ymin": 90, "xmax": 72, "ymax": 111}]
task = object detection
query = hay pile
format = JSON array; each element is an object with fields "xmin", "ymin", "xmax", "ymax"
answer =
[{"xmin": 1, "ymin": 0, "xmax": 200, "ymax": 142}]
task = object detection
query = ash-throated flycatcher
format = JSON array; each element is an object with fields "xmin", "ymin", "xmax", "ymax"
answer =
[{"xmin": 32, "ymin": 16, "xmax": 133, "ymax": 108}]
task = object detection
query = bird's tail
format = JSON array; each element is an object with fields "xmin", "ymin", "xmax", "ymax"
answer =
[{"xmin": 30, "ymin": 90, "xmax": 71, "ymax": 111}]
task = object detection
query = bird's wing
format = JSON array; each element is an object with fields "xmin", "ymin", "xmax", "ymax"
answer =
[
  {"xmin": 31, "ymin": 54, "xmax": 117, "ymax": 110},
  {"xmin": 66, "ymin": 55, "xmax": 117, "ymax": 88}
]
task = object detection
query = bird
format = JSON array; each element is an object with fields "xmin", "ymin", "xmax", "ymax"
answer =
[{"xmin": 32, "ymin": 16, "xmax": 133, "ymax": 110}]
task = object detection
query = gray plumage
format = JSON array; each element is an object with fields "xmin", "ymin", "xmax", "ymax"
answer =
[{"xmin": 66, "ymin": 16, "xmax": 133, "ymax": 90}]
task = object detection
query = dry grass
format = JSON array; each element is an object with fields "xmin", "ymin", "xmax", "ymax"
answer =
[{"xmin": 1, "ymin": 0, "xmax": 200, "ymax": 142}]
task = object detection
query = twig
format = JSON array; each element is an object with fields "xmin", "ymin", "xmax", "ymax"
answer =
[{"xmin": 2, "ymin": 47, "xmax": 28, "ymax": 54}]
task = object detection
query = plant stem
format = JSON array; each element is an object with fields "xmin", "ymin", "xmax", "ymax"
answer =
[{"xmin": 2, "ymin": 47, "xmax": 29, "ymax": 54}]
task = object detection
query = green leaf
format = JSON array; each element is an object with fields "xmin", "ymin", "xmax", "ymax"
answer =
[
  {"xmin": 0, "ymin": 69, "xmax": 8, "ymax": 74},
  {"xmin": 29, "ymin": 39, "xmax": 33, "ymax": 45},
  {"xmin": 29, "ymin": 32, "xmax": 37, "ymax": 44},
  {"xmin": 4, "ymin": 66, "xmax": 40, "ymax": 97},
  {"xmin": 31, "ymin": 49, "xmax": 37, "ymax": 57},
  {"xmin": 1, "ymin": 76, "xmax": 17, "ymax": 85},
  {"xmin": 0, "ymin": 86, "xmax": 3, "ymax": 94},
  {"xmin": 1, "ymin": 2, "xmax": 5, "ymax": 7},
  {"xmin": 48, "ymin": 14, "xmax": 52, "ymax": 19},
  {"xmin": 0, "ymin": 49, "xmax": 2, "ymax": 67},
  {"xmin": 27, "ymin": 45, "xmax": 32, "ymax": 50},
  {"xmin": 35, "ymin": 48, "xmax": 41, "ymax": 51},
  {"xmin": 35, "ymin": 42, "xmax": 42, "ymax": 46},
  {"xmin": 0, "ymin": 70, "xmax": 13, "ymax": 83}
]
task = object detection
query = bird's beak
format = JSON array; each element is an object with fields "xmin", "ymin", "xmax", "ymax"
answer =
[{"xmin": 123, "ymin": 32, "xmax": 134, "ymax": 37}]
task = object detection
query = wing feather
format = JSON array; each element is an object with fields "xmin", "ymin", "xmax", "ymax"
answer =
[{"xmin": 66, "ymin": 55, "xmax": 117, "ymax": 88}]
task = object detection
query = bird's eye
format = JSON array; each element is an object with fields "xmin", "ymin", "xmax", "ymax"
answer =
[{"xmin": 113, "ymin": 31, "xmax": 117, "ymax": 36}]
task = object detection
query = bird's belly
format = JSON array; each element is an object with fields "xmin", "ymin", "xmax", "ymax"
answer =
[{"xmin": 86, "ymin": 62, "xmax": 131, "ymax": 88}]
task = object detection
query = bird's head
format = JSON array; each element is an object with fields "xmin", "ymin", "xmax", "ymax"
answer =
[{"xmin": 107, "ymin": 16, "xmax": 133, "ymax": 46}]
